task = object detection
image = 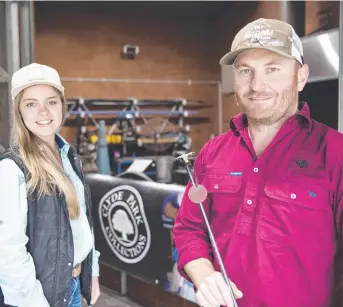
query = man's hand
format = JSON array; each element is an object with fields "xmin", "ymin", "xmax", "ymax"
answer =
[
  {"xmin": 196, "ymin": 271, "xmax": 242, "ymax": 307},
  {"xmin": 90, "ymin": 276, "xmax": 100, "ymax": 305},
  {"xmin": 184, "ymin": 258, "xmax": 242, "ymax": 307}
]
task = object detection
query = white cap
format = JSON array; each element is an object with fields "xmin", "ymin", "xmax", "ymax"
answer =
[{"xmin": 11, "ymin": 63, "xmax": 65, "ymax": 101}]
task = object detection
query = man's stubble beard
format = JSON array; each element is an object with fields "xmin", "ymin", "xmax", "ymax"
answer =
[{"xmin": 235, "ymin": 75, "xmax": 299, "ymax": 126}]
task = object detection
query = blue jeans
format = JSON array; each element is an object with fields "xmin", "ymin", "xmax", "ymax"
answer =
[
  {"xmin": 69, "ymin": 277, "xmax": 82, "ymax": 307},
  {"xmin": 0, "ymin": 278, "xmax": 82, "ymax": 307}
]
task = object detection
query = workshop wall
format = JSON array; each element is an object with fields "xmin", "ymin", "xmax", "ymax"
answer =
[
  {"xmin": 34, "ymin": 1, "xmax": 337, "ymax": 152},
  {"xmin": 34, "ymin": 2, "xmax": 220, "ymax": 153},
  {"xmin": 305, "ymin": 1, "xmax": 339, "ymax": 35}
]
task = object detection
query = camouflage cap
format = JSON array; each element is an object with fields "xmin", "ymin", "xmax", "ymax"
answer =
[{"xmin": 220, "ymin": 18, "xmax": 304, "ymax": 66}]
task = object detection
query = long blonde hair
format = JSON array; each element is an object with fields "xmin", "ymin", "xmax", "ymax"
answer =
[{"xmin": 12, "ymin": 89, "xmax": 80, "ymax": 219}]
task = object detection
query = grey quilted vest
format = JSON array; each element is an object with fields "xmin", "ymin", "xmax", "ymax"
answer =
[{"xmin": 0, "ymin": 146, "xmax": 93, "ymax": 307}]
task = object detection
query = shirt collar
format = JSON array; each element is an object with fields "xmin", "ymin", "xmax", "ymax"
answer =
[
  {"xmin": 229, "ymin": 102, "xmax": 313, "ymax": 134},
  {"xmin": 55, "ymin": 134, "xmax": 70, "ymax": 155}
]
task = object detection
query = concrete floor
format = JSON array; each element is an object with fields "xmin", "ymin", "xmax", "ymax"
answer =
[{"xmin": 83, "ymin": 286, "xmax": 143, "ymax": 307}]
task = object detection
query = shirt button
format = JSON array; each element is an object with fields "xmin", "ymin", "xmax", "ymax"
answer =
[
  {"xmin": 247, "ymin": 200, "xmax": 252, "ymax": 205},
  {"xmin": 64, "ymin": 299, "xmax": 67, "ymax": 303},
  {"xmin": 214, "ymin": 184, "xmax": 219, "ymax": 189},
  {"xmin": 68, "ymin": 262, "xmax": 72, "ymax": 266},
  {"xmin": 253, "ymin": 167, "xmax": 259, "ymax": 172},
  {"xmin": 290, "ymin": 193, "xmax": 296, "ymax": 199}
]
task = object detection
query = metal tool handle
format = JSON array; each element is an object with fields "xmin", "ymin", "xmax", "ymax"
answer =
[{"xmin": 176, "ymin": 153, "xmax": 238, "ymax": 307}]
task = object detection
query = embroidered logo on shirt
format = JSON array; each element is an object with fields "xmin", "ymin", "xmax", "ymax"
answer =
[
  {"xmin": 309, "ymin": 191, "xmax": 317, "ymax": 198},
  {"xmin": 99, "ymin": 185, "xmax": 151, "ymax": 264},
  {"xmin": 296, "ymin": 159, "xmax": 308, "ymax": 168}
]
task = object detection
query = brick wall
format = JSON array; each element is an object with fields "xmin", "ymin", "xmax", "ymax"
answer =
[
  {"xmin": 35, "ymin": 1, "xmax": 334, "ymax": 151},
  {"xmin": 305, "ymin": 1, "xmax": 339, "ymax": 35},
  {"xmin": 34, "ymin": 2, "xmax": 221, "ymax": 153}
]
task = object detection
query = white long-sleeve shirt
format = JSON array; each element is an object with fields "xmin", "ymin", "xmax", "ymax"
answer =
[{"xmin": 0, "ymin": 135, "xmax": 100, "ymax": 306}]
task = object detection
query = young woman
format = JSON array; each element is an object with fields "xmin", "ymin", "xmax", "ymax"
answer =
[{"xmin": 0, "ymin": 63, "xmax": 100, "ymax": 307}]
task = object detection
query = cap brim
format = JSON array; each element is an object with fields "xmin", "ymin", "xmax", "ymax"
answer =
[
  {"xmin": 12, "ymin": 80, "xmax": 65, "ymax": 101},
  {"xmin": 219, "ymin": 46, "xmax": 298, "ymax": 66}
]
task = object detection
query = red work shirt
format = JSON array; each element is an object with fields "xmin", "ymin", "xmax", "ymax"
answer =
[{"xmin": 173, "ymin": 103, "xmax": 343, "ymax": 307}]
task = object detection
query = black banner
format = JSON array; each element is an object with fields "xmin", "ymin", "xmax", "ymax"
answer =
[{"xmin": 85, "ymin": 173, "xmax": 184, "ymax": 285}]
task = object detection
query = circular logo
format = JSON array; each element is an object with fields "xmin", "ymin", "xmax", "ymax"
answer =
[{"xmin": 99, "ymin": 185, "xmax": 151, "ymax": 264}]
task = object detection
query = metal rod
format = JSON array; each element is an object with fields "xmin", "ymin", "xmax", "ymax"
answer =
[
  {"xmin": 67, "ymin": 110, "xmax": 198, "ymax": 116},
  {"xmin": 6, "ymin": 2, "xmax": 20, "ymax": 72},
  {"xmin": 19, "ymin": 1, "xmax": 34, "ymax": 66},
  {"xmin": 61, "ymin": 76, "xmax": 219, "ymax": 85},
  {"xmin": 184, "ymin": 162, "xmax": 238, "ymax": 307},
  {"xmin": 339, "ymin": 1, "xmax": 343, "ymax": 132},
  {"xmin": 176, "ymin": 153, "xmax": 238, "ymax": 307},
  {"xmin": 280, "ymin": 0, "xmax": 295, "ymax": 26},
  {"xmin": 5, "ymin": 1, "xmax": 20, "ymax": 147},
  {"xmin": 120, "ymin": 271, "xmax": 127, "ymax": 296}
]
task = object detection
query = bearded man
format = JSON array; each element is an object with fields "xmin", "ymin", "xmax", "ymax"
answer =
[{"xmin": 173, "ymin": 18, "xmax": 343, "ymax": 307}]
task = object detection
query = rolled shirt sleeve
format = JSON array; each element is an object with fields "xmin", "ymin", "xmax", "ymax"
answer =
[{"xmin": 0, "ymin": 159, "xmax": 49, "ymax": 307}]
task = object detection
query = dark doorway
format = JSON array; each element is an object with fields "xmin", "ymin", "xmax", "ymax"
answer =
[{"xmin": 299, "ymin": 79, "xmax": 338, "ymax": 130}]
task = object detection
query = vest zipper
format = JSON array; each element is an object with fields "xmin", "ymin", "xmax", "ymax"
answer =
[{"xmin": 52, "ymin": 196, "xmax": 62, "ymax": 304}]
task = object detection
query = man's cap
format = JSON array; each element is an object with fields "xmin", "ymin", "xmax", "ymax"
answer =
[
  {"xmin": 219, "ymin": 18, "xmax": 304, "ymax": 66},
  {"xmin": 11, "ymin": 63, "xmax": 65, "ymax": 101}
]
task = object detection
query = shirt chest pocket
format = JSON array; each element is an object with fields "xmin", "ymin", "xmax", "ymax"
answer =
[
  {"xmin": 264, "ymin": 179, "xmax": 330, "ymax": 211},
  {"xmin": 201, "ymin": 172, "xmax": 243, "ymax": 235},
  {"xmin": 259, "ymin": 178, "xmax": 335, "ymax": 249},
  {"xmin": 202, "ymin": 172, "xmax": 243, "ymax": 193}
]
